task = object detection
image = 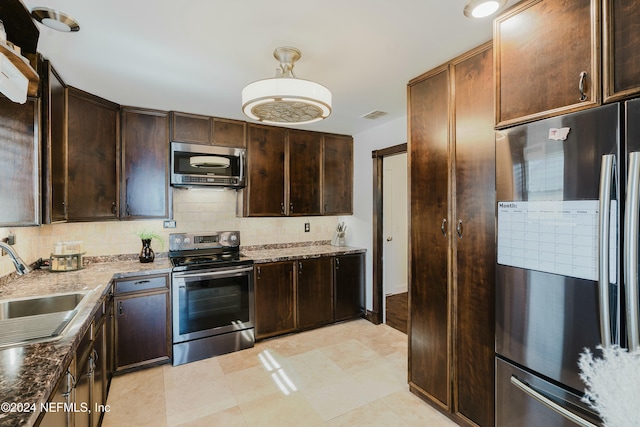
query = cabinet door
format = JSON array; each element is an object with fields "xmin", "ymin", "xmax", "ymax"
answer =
[
  {"xmin": 288, "ymin": 130, "xmax": 322, "ymax": 215},
  {"xmin": 323, "ymin": 135, "xmax": 353, "ymax": 215},
  {"xmin": 105, "ymin": 293, "xmax": 114, "ymax": 392},
  {"xmin": 495, "ymin": 0, "xmax": 600, "ymax": 128},
  {"xmin": 41, "ymin": 60, "xmax": 67, "ymax": 224},
  {"xmin": 92, "ymin": 319, "xmax": 106, "ymax": 427},
  {"xmin": 408, "ymin": 66, "xmax": 451, "ymax": 407},
  {"xmin": 75, "ymin": 337, "xmax": 92, "ymax": 427},
  {"xmin": 212, "ymin": 118, "xmax": 246, "ymax": 147},
  {"xmin": 604, "ymin": 0, "xmax": 640, "ymax": 102},
  {"xmin": 121, "ymin": 108, "xmax": 171, "ymax": 219},
  {"xmin": 297, "ymin": 257, "xmax": 333, "ymax": 329},
  {"xmin": 245, "ymin": 125, "xmax": 286, "ymax": 216},
  {"xmin": 115, "ymin": 291, "xmax": 171, "ymax": 371},
  {"xmin": 0, "ymin": 97, "xmax": 39, "ymax": 226},
  {"xmin": 334, "ymin": 254, "xmax": 364, "ymax": 321},
  {"xmin": 170, "ymin": 111, "xmax": 211, "ymax": 144},
  {"xmin": 67, "ymin": 87, "xmax": 119, "ymax": 221},
  {"xmin": 255, "ymin": 262, "xmax": 295, "ymax": 339},
  {"xmin": 452, "ymin": 44, "xmax": 496, "ymax": 427},
  {"xmin": 39, "ymin": 367, "xmax": 73, "ymax": 427}
]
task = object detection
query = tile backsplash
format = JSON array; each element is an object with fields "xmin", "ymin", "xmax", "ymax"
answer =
[{"xmin": 0, "ymin": 189, "xmax": 340, "ymax": 277}]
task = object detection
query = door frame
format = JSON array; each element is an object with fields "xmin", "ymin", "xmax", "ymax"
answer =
[{"xmin": 369, "ymin": 143, "xmax": 407, "ymax": 325}]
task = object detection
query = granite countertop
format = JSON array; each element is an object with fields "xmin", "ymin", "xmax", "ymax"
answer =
[
  {"xmin": 0, "ymin": 257, "xmax": 172, "ymax": 427},
  {"xmin": 242, "ymin": 243, "xmax": 366, "ymax": 263},
  {"xmin": 0, "ymin": 243, "xmax": 365, "ymax": 426}
]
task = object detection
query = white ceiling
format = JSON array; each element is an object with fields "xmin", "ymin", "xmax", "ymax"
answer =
[{"xmin": 22, "ymin": 0, "xmax": 519, "ymax": 136}]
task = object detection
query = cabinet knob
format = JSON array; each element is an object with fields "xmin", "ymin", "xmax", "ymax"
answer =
[
  {"xmin": 111, "ymin": 202, "xmax": 117, "ymax": 215},
  {"xmin": 280, "ymin": 203, "xmax": 285, "ymax": 215},
  {"xmin": 290, "ymin": 202, "xmax": 294, "ymax": 214},
  {"xmin": 456, "ymin": 220, "xmax": 464, "ymax": 239},
  {"xmin": 119, "ymin": 301, "xmax": 123, "ymax": 315},
  {"xmin": 441, "ymin": 218, "xmax": 448, "ymax": 237}
]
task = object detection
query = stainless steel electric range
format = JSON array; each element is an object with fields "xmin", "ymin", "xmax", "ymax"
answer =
[{"xmin": 168, "ymin": 231, "xmax": 254, "ymax": 366}]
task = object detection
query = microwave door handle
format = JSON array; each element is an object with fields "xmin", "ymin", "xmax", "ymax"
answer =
[
  {"xmin": 625, "ymin": 152, "xmax": 640, "ymax": 350},
  {"xmin": 598, "ymin": 154, "xmax": 615, "ymax": 348}
]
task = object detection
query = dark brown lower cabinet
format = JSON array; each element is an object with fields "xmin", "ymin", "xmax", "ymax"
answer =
[
  {"xmin": 255, "ymin": 261, "xmax": 295, "ymax": 339},
  {"xmin": 114, "ymin": 274, "xmax": 171, "ymax": 372},
  {"xmin": 38, "ymin": 365, "xmax": 74, "ymax": 427},
  {"xmin": 255, "ymin": 254, "xmax": 364, "ymax": 340},
  {"xmin": 297, "ymin": 257, "xmax": 334, "ymax": 329},
  {"xmin": 74, "ymin": 327, "xmax": 92, "ymax": 427},
  {"xmin": 334, "ymin": 254, "xmax": 365, "ymax": 321}
]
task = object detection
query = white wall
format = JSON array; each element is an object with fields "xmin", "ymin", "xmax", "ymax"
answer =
[{"xmin": 340, "ymin": 116, "xmax": 407, "ymax": 311}]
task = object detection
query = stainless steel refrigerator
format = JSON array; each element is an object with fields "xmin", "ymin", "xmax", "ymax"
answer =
[{"xmin": 495, "ymin": 100, "xmax": 640, "ymax": 426}]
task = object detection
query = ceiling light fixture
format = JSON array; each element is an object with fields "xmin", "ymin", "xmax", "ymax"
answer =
[
  {"xmin": 241, "ymin": 47, "xmax": 332, "ymax": 125},
  {"xmin": 463, "ymin": 0, "xmax": 507, "ymax": 18},
  {"xmin": 31, "ymin": 7, "xmax": 80, "ymax": 32}
]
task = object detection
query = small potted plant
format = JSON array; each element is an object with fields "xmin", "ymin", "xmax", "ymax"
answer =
[{"xmin": 135, "ymin": 229, "xmax": 164, "ymax": 263}]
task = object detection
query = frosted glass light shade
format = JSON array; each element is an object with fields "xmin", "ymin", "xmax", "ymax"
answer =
[
  {"xmin": 463, "ymin": 0, "xmax": 506, "ymax": 18},
  {"xmin": 242, "ymin": 77, "xmax": 332, "ymax": 125}
]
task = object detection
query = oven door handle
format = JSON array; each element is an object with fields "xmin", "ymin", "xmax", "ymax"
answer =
[{"xmin": 173, "ymin": 265, "xmax": 254, "ymax": 280}]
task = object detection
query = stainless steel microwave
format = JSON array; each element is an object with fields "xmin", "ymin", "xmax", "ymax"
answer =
[{"xmin": 170, "ymin": 142, "xmax": 246, "ymax": 188}]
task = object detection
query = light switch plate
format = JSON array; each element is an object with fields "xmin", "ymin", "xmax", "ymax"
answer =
[
  {"xmin": 163, "ymin": 220, "xmax": 177, "ymax": 229},
  {"xmin": 304, "ymin": 222, "xmax": 310, "ymax": 232}
]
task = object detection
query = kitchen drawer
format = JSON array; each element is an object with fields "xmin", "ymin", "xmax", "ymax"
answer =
[{"xmin": 114, "ymin": 274, "xmax": 169, "ymax": 295}]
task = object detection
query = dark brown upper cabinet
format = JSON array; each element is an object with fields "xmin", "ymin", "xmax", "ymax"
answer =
[
  {"xmin": 120, "ymin": 107, "xmax": 171, "ymax": 219},
  {"xmin": 323, "ymin": 135, "xmax": 353, "ymax": 215},
  {"xmin": 495, "ymin": 0, "xmax": 600, "ymax": 128},
  {"xmin": 244, "ymin": 124, "xmax": 287, "ymax": 216},
  {"xmin": 603, "ymin": 0, "xmax": 640, "ymax": 102},
  {"xmin": 288, "ymin": 130, "xmax": 322, "ymax": 216},
  {"xmin": 242, "ymin": 124, "xmax": 352, "ymax": 217},
  {"xmin": 67, "ymin": 87, "xmax": 120, "ymax": 221},
  {"xmin": 41, "ymin": 59, "xmax": 67, "ymax": 224},
  {"xmin": 170, "ymin": 111, "xmax": 246, "ymax": 147},
  {"xmin": 0, "ymin": 96, "xmax": 39, "ymax": 226}
]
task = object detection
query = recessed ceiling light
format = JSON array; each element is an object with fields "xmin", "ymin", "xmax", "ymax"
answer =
[
  {"xmin": 31, "ymin": 7, "xmax": 80, "ymax": 32},
  {"xmin": 463, "ymin": 0, "xmax": 507, "ymax": 18}
]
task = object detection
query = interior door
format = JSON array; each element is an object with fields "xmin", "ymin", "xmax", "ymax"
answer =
[{"xmin": 383, "ymin": 153, "xmax": 408, "ymax": 300}]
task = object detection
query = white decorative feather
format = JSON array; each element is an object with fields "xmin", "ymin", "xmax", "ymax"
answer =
[{"xmin": 578, "ymin": 346, "xmax": 640, "ymax": 427}]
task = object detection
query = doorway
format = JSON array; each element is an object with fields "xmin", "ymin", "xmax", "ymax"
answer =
[{"xmin": 371, "ymin": 143, "xmax": 407, "ymax": 333}]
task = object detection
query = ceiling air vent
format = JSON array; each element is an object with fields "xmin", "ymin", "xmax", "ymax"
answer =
[{"xmin": 361, "ymin": 110, "xmax": 388, "ymax": 120}]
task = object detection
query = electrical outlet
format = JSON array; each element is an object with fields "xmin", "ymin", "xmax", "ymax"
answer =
[
  {"xmin": 304, "ymin": 222, "xmax": 310, "ymax": 232},
  {"xmin": 163, "ymin": 220, "xmax": 177, "ymax": 228}
]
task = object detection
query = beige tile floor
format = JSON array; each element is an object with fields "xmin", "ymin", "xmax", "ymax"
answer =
[{"xmin": 102, "ymin": 319, "xmax": 458, "ymax": 426}]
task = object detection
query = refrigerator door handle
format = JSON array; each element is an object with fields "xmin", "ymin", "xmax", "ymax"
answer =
[
  {"xmin": 598, "ymin": 154, "xmax": 615, "ymax": 348},
  {"xmin": 510, "ymin": 376, "xmax": 598, "ymax": 427},
  {"xmin": 624, "ymin": 152, "xmax": 640, "ymax": 350}
]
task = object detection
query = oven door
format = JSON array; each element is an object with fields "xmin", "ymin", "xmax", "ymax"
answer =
[{"xmin": 172, "ymin": 264, "xmax": 254, "ymax": 344}]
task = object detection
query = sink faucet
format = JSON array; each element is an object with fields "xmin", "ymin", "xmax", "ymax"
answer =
[{"xmin": 0, "ymin": 241, "xmax": 31, "ymax": 275}]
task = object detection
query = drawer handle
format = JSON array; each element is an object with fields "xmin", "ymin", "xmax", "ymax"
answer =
[
  {"xmin": 134, "ymin": 280, "xmax": 150, "ymax": 286},
  {"xmin": 578, "ymin": 71, "xmax": 587, "ymax": 101},
  {"xmin": 119, "ymin": 301, "xmax": 123, "ymax": 315}
]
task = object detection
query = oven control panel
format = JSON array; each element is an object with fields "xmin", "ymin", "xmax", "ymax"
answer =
[{"xmin": 169, "ymin": 231, "xmax": 240, "ymax": 251}]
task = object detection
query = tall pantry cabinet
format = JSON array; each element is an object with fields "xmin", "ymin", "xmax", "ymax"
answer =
[{"xmin": 408, "ymin": 41, "xmax": 496, "ymax": 427}]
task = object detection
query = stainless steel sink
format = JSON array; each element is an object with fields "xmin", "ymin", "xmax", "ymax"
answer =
[{"xmin": 0, "ymin": 291, "xmax": 93, "ymax": 348}]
